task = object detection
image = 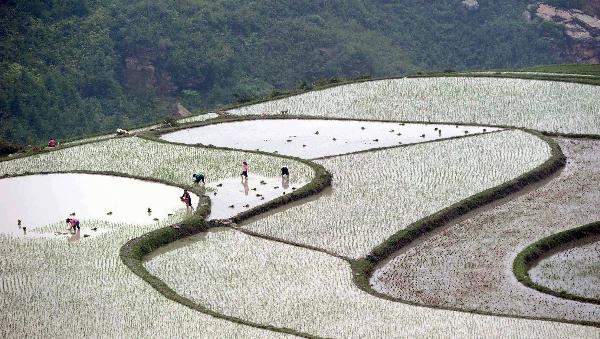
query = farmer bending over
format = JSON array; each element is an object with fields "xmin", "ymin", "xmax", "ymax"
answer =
[
  {"xmin": 193, "ymin": 171, "xmax": 205, "ymax": 184},
  {"xmin": 66, "ymin": 217, "xmax": 80, "ymax": 232}
]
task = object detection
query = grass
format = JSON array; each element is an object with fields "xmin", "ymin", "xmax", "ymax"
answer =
[{"xmin": 521, "ymin": 64, "xmax": 600, "ymax": 76}]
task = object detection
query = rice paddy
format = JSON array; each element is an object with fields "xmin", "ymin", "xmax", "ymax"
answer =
[
  {"xmin": 0, "ymin": 173, "xmax": 198, "ymax": 235},
  {"xmin": 0, "ymin": 136, "xmax": 311, "ymax": 337},
  {"xmin": 1, "ymin": 74, "xmax": 599, "ymax": 337},
  {"xmin": 529, "ymin": 235, "xmax": 600, "ymax": 300},
  {"xmin": 0, "ymin": 137, "xmax": 312, "ymax": 188},
  {"xmin": 0, "ymin": 216, "xmax": 289, "ymax": 338},
  {"xmin": 161, "ymin": 119, "xmax": 499, "ymax": 158},
  {"xmin": 228, "ymin": 77, "xmax": 600, "ymax": 135},
  {"xmin": 145, "ymin": 228, "xmax": 598, "ymax": 338},
  {"xmin": 370, "ymin": 138, "xmax": 600, "ymax": 323},
  {"xmin": 242, "ymin": 130, "xmax": 550, "ymax": 258}
]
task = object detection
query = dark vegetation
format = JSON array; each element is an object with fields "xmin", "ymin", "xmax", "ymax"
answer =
[
  {"xmin": 0, "ymin": 139, "xmax": 23, "ymax": 157},
  {"xmin": 522, "ymin": 63, "xmax": 600, "ymax": 76},
  {"xmin": 513, "ymin": 220, "xmax": 600, "ymax": 305},
  {"xmin": 1, "ymin": 0, "xmax": 573, "ymax": 144}
]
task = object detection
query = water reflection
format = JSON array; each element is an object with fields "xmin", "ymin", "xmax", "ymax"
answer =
[
  {"xmin": 242, "ymin": 180, "xmax": 249, "ymax": 196},
  {"xmin": 0, "ymin": 173, "xmax": 199, "ymax": 235},
  {"xmin": 68, "ymin": 229, "xmax": 81, "ymax": 242},
  {"xmin": 282, "ymin": 175, "xmax": 289, "ymax": 189}
]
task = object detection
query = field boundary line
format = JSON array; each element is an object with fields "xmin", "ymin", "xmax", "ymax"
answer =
[{"xmin": 513, "ymin": 221, "xmax": 600, "ymax": 305}]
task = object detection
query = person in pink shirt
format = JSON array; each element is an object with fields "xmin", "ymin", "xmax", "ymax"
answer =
[
  {"xmin": 180, "ymin": 189, "xmax": 192, "ymax": 209},
  {"xmin": 66, "ymin": 217, "xmax": 80, "ymax": 233},
  {"xmin": 48, "ymin": 138, "xmax": 57, "ymax": 147},
  {"xmin": 241, "ymin": 161, "xmax": 249, "ymax": 182}
]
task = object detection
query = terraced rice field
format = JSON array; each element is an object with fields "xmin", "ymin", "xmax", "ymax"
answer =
[
  {"xmin": 0, "ymin": 137, "xmax": 312, "ymax": 194},
  {"xmin": 0, "ymin": 217, "xmax": 288, "ymax": 338},
  {"xmin": 146, "ymin": 229, "xmax": 598, "ymax": 338},
  {"xmin": 1, "ymin": 75, "xmax": 599, "ymax": 338},
  {"xmin": 529, "ymin": 235, "xmax": 600, "ymax": 300},
  {"xmin": 0, "ymin": 173, "xmax": 198, "ymax": 235},
  {"xmin": 242, "ymin": 130, "xmax": 549, "ymax": 258},
  {"xmin": 0, "ymin": 136, "xmax": 309, "ymax": 337},
  {"xmin": 228, "ymin": 77, "xmax": 600, "ymax": 135},
  {"xmin": 161, "ymin": 118, "xmax": 498, "ymax": 158},
  {"xmin": 370, "ymin": 138, "xmax": 600, "ymax": 323}
]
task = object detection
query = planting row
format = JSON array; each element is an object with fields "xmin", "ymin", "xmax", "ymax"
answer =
[
  {"xmin": 242, "ymin": 130, "xmax": 551, "ymax": 258},
  {"xmin": 529, "ymin": 235, "xmax": 600, "ymax": 301},
  {"xmin": 228, "ymin": 77, "xmax": 600, "ymax": 135},
  {"xmin": 0, "ymin": 136, "xmax": 313, "ymax": 336},
  {"xmin": 145, "ymin": 228, "xmax": 597, "ymax": 338},
  {"xmin": 0, "ymin": 136, "xmax": 312, "ymax": 194},
  {"xmin": 371, "ymin": 138, "xmax": 600, "ymax": 323},
  {"xmin": 0, "ymin": 217, "xmax": 288, "ymax": 338}
]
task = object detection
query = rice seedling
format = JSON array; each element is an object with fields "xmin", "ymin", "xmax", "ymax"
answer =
[
  {"xmin": 228, "ymin": 77, "xmax": 600, "ymax": 135},
  {"xmin": 0, "ymin": 135, "xmax": 307, "ymax": 336},
  {"xmin": 243, "ymin": 130, "xmax": 551, "ymax": 258},
  {"xmin": 529, "ymin": 239, "xmax": 600, "ymax": 300},
  {"xmin": 145, "ymin": 228, "xmax": 598, "ymax": 338},
  {"xmin": 0, "ymin": 216, "xmax": 288, "ymax": 338},
  {"xmin": 0, "ymin": 137, "xmax": 313, "ymax": 189},
  {"xmin": 370, "ymin": 138, "xmax": 600, "ymax": 323}
]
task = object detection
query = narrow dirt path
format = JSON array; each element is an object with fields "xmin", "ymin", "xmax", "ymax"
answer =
[{"xmin": 371, "ymin": 137, "xmax": 600, "ymax": 324}]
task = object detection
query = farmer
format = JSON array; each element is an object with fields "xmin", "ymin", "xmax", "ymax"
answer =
[
  {"xmin": 180, "ymin": 189, "xmax": 192, "ymax": 208},
  {"xmin": 193, "ymin": 171, "xmax": 205, "ymax": 184},
  {"xmin": 48, "ymin": 138, "xmax": 57, "ymax": 148},
  {"xmin": 280, "ymin": 166, "xmax": 290, "ymax": 189},
  {"xmin": 66, "ymin": 217, "xmax": 80, "ymax": 232},
  {"xmin": 241, "ymin": 161, "xmax": 249, "ymax": 182}
]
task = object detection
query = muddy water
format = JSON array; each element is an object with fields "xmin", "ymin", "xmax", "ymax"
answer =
[
  {"xmin": 0, "ymin": 173, "xmax": 198, "ymax": 235},
  {"xmin": 161, "ymin": 119, "xmax": 500, "ymax": 158},
  {"xmin": 207, "ymin": 175, "xmax": 308, "ymax": 220}
]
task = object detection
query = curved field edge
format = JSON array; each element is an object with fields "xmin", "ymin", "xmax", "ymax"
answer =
[
  {"xmin": 513, "ymin": 221, "xmax": 600, "ymax": 305},
  {"xmin": 1, "ymin": 71, "xmax": 598, "ymax": 163},
  {"xmin": 348, "ymin": 132, "xmax": 600, "ymax": 326},
  {"xmin": 129, "ymin": 127, "xmax": 598, "ymax": 330},
  {"xmin": 119, "ymin": 155, "xmax": 332, "ymax": 338},
  {"xmin": 144, "ymin": 113, "xmax": 507, "ymax": 162}
]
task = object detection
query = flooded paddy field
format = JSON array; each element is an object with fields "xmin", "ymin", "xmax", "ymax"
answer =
[
  {"xmin": 371, "ymin": 138, "xmax": 600, "ymax": 323},
  {"xmin": 145, "ymin": 227, "xmax": 598, "ymax": 338},
  {"xmin": 161, "ymin": 119, "xmax": 498, "ymax": 158},
  {"xmin": 207, "ymin": 175, "xmax": 307, "ymax": 220},
  {"xmin": 2, "ymin": 74, "xmax": 600, "ymax": 337},
  {"xmin": 0, "ymin": 173, "xmax": 197, "ymax": 236},
  {"xmin": 240, "ymin": 130, "xmax": 550, "ymax": 258},
  {"xmin": 530, "ymin": 235, "xmax": 600, "ymax": 300}
]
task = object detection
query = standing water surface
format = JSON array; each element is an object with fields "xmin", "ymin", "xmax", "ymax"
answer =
[{"xmin": 0, "ymin": 173, "xmax": 198, "ymax": 235}]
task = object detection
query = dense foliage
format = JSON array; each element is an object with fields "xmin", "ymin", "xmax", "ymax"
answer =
[{"xmin": 0, "ymin": 0, "xmax": 571, "ymax": 143}]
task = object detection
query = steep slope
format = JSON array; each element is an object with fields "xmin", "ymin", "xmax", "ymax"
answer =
[{"xmin": 1, "ymin": 0, "xmax": 568, "ymax": 144}]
